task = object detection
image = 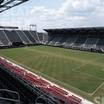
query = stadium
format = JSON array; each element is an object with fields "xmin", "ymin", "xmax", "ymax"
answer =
[{"xmin": 0, "ymin": 0, "xmax": 104, "ymax": 104}]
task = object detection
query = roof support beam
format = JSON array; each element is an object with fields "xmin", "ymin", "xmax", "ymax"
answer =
[{"xmin": 0, "ymin": 0, "xmax": 28, "ymax": 13}]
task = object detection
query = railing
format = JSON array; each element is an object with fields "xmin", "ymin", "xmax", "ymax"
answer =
[{"xmin": 0, "ymin": 89, "xmax": 20, "ymax": 104}]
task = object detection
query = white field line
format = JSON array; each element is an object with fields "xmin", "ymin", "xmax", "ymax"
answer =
[
  {"xmin": 73, "ymin": 68, "xmax": 104, "ymax": 96},
  {"xmin": 0, "ymin": 56, "xmax": 93, "ymax": 104},
  {"xmin": 90, "ymin": 82, "xmax": 104, "ymax": 96},
  {"xmin": 73, "ymin": 68, "xmax": 104, "ymax": 81},
  {"xmin": 72, "ymin": 64, "xmax": 104, "ymax": 96},
  {"xmin": 71, "ymin": 57, "xmax": 104, "ymax": 96}
]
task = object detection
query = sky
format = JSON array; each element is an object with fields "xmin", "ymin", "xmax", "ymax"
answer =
[{"xmin": 1, "ymin": 0, "xmax": 104, "ymax": 32}]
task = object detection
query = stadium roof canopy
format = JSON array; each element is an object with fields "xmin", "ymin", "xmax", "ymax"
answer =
[
  {"xmin": 0, "ymin": 26, "xmax": 18, "ymax": 29},
  {"xmin": 0, "ymin": 0, "xmax": 28, "ymax": 13},
  {"xmin": 44, "ymin": 27, "xmax": 104, "ymax": 34}
]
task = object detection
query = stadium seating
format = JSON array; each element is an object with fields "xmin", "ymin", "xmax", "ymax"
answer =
[
  {"xmin": 43, "ymin": 28, "xmax": 104, "ymax": 53},
  {"xmin": 16, "ymin": 30, "xmax": 31, "ymax": 44},
  {"xmin": 38, "ymin": 33, "xmax": 44, "ymax": 44},
  {"xmin": 1, "ymin": 27, "xmax": 104, "ymax": 53},
  {"xmin": 42, "ymin": 33, "xmax": 49, "ymax": 44},
  {"xmin": 56, "ymin": 37, "xmax": 67, "ymax": 46},
  {"xmin": 0, "ymin": 41, "xmax": 4, "ymax": 47},
  {"xmin": 54, "ymin": 37, "xmax": 66, "ymax": 46},
  {"xmin": 0, "ymin": 30, "xmax": 11, "ymax": 46},
  {"xmin": 23, "ymin": 30, "xmax": 36, "ymax": 44},
  {"xmin": 96, "ymin": 39, "xmax": 104, "ymax": 50},
  {"xmin": 0, "ymin": 58, "xmax": 82, "ymax": 104},
  {"xmin": 48, "ymin": 37, "xmax": 62, "ymax": 46},
  {"xmin": 72, "ymin": 37, "xmax": 87, "ymax": 49},
  {"xmin": 0, "ymin": 60, "xmax": 59, "ymax": 104},
  {"xmin": 63, "ymin": 36, "xmax": 77, "ymax": 48},
  {"xmin": 46, "ymin": 35, "xmax": 55, "ymax": 45},
  {"xmin": 46, "ymin": 33, "xmax": 102, "ymax": 52},
  {"xmin": 83, "ymin": 38, "xmax": 99, "ymax": 50},
  {"xmin": 29, "ymin": 31, "xmax": 40, "ymax": 44},
  {"xmin": 4, "ymin": 30, "xmax": 19, "ymax": 43},
  {"xmin": 4, "ymin": 30, "xmax": 24, "ymax": 46}
]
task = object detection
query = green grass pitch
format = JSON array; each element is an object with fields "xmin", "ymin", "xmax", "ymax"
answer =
[{"xmin": 0, "ymin": 45, "xmax": 104, "ymax": 101}]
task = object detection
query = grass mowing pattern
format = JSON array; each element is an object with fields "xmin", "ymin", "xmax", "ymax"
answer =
[{"xmin": 0, "ymin": 46, "xmax": 104, "ymax": 101}]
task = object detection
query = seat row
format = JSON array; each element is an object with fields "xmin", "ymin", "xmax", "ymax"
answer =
[{"xmin": 46, "ymin": 36, "xmax": 104, "ymax": 52}]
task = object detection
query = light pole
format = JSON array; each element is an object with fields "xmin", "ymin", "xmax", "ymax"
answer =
[{"xmin": 29, "ymin": 24, "xmax": 37, "ymax": 32}]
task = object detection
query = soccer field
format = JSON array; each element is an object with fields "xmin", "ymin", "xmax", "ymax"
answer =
[{"xmin": 0, "ymin": 46, "xmax": 104, "ymax": 101}]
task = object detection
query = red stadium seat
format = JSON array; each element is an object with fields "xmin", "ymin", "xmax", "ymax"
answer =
[{"xmin": 0, "ymin": 58, "xmax": 82, "ymax": 104}]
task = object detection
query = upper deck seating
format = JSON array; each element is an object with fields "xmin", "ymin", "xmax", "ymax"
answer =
[
  {"xmin": 23, "ymin": 31, "xmax": 36, "ymax": 44},
  {"xmin": 4, "ymin": 30, "xmax": 22, "ymax": 43},
  {"xmin": 72, "ymin": 37, "xmax": 87, "ymax": 49},
  {"xmin": 84, "ymin": 38, "xmax": 98, "ymax": 50},
  {"xmin": 16, "ymin": 30, "xmax": 31, "ymax": 44},
  {"xmin": 0, "ymin": 30, "xmax": 11, "ymax": 46},
  {"xmin": 63, "ymin": 37, "xmax": 77, "ymax": 48},
  {"xmin": 29, "ymin": 31, "xmax": 40, "ymax": 44},
  {"xmin": 55, "ymin": 37, "xmax": 67, "ymax": 47},
  {"xmin": 96, "ymin": 38, "xmax": 104, "ymax": 49},
  {"xmin": 38, "ymin": 33, "xmax": 44, "ymax": 44},
  {"xmin": 48, "ymin": 37, "xmax": 62, "ymax": 46}
]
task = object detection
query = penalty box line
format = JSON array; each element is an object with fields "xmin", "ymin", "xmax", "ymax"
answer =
[{"xmin": 90, "ymin": 82, "xmax": 104, "ymax": 96}]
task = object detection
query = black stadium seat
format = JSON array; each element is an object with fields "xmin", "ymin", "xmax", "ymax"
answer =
[
  {"xmin": 16, "ymin": 30, "xmax": 31, "ymax": 44},
  {"xmin": 0, "ymin": 30, "xmax": 11, "ymax": 46},
  {"xmin": 29, "ymin": 31, "xmax": 40, "ymax": 44},
  {"xmin": 4, "ymin": 30, "xmax": 24, "ymax": 47},
  {"xmin": 1, "ymin": 27, "xmax": 104, "ymax": 53},
  {"xmin": 23, "ymin": 31, "xmax": 36, "ymax": 44}
]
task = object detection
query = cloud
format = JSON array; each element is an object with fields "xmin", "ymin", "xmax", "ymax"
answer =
[
  {"xmin": 58, "ymin": 0, "xmax": 104, "ymax": 16},
  {"xmin": 30, "ymin": 0, "xmax": 100, "ymax": 31},
  {"xmin": 1, "ymin": 0, "xmax": 104, "ymax": 31}
]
